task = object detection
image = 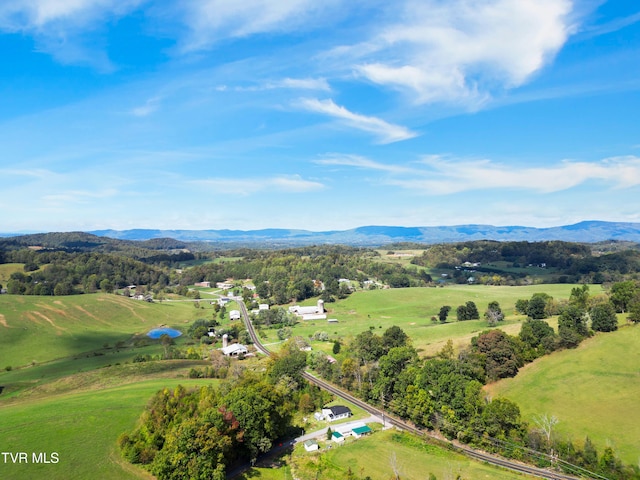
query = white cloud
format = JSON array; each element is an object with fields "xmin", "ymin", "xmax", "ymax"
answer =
[
  {"xmin": 396, "ymin": 155, "xmax": 640, "ymax": 194},
  {"xmin": 226, "ymin": 77, "xmax": 331, "ymax": 93},
  {"xmin": 42, "ymin": 188, "xmax": 119, "ymax": 206},
  {"xmin": 193, "ymin": 175, "xmax": 325, "ymax": 195},
  {"xmin": 0, "ymin": 0, "xmax": 144, "ymax": 70},
  {"xmin": 275, "ymin": 78, "xmax": 331, "ymax": 91},
  {"xmin": 316, "ymin": 154, "xmax": 415, "ymax": 174},
  {"xmin": 129, "ymin": 96, "xmax": 162, "ymax": 117},
  {"xmin": 179, "ymin": 0, "xmax": 341, "ymax": 52},
  {"xmin": 322, "ymin": 153, "xmax": 640, "ymax": 194},
  {"xmin": 353, "ymin": 0, "xmax": 574, "ymax": 105},
  {"xmin": 298, "ymin": 98, "xmax": 418, "ymax": 144}
]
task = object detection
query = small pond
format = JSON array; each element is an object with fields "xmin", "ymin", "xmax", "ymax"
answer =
[{"xmin": 147, "ymin": 327, "xmax": 183, "ymax": 339}]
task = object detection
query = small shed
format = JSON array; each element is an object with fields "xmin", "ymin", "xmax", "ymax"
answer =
[
  {"xmin": 351, "ymin": 425, "xmax": 372, "ymax": 438},
  {"xmin": 229, "ymin": 310, "xmax": 241, "ymax": 320},
  {"xmin": 303, "ymin": 440, "xmax": 319, "ymax": 452},
  {"xmin": 331, "ymin": 432, "xmax": 344, "ymax": 443}
]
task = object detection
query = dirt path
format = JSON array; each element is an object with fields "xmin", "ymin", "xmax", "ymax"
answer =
[
  {"xmin": 103, "ymin": 296, "xmax": 148, "ymax": 322},
  {"xmin": 28, "ymin": 311, "xmax": 67, "ymax": 332}
]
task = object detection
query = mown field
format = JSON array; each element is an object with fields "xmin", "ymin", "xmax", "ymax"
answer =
[
  {"xmin": 0, "ymin": 294, "xmax": 215, "ymax": 368},
  {"xmin": 486, "ymin": 324, "xmax": 640, "ymax": 466},
  {"xmin": 284, "ymin": 429, "xmax": 535, "ymax": 480},
  {"xmin": 262, "ymin": 284, "xmax": 582, "ymax": 355}
]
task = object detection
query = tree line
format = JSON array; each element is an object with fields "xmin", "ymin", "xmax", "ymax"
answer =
[
  {"xmin": 308, "ymin": 287, "xmax": 638, "ymax": 479},
  {"xmin": 119, "ymin": 343, "xmax": 326, "ymax": 480}
]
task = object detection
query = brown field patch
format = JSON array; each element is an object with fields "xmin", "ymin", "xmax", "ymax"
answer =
[
  {"xmin": 102, "ymin": 295, "xmax": 148, "ymax": 322},
  {"xmin": 0, "ymin": 314, "xmax": 8, "ymax": 328},
  {"xmin": 35, "ymin": 303, "xmax": 68, "ymax": 318},
  {"xmin": 74, "ymin": 305, "xmax": 110, "ymax": 325},
  {"xmin": 29, "ymin": 311, "xmax": 66, "ymax": 331}
]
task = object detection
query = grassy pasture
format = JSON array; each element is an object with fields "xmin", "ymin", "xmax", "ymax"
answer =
[
  {"xmin": 0, "ymin": 263, "xmax": 25, "ymax": 284},
  {"xmin": 485, "ymin": 324, "xmax": 640, "ymax": 465},
  {"xmin": 263, "ymin": 284, "xmax": 580, "ymax": 355},
  {"xmin": 0, "ymin": 293, "xmax": 216, "ymax": 368},
  {"xmin": 0, "ymin": 365, "xmax": 220, "ymax": 480},
  {"xmin": 285, "ymin": 429, "xmax": 534, "ymax": 480}
]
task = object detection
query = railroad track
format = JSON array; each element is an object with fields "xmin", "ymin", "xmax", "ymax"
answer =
[{"xmin": 238, "ymin": 300, "xmax": 584, "ymax": 480}]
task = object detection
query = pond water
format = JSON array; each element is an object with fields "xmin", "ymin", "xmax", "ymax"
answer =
[{"xmin": 147, "ymin": 327, "xmax": 183, "ymax": 339}]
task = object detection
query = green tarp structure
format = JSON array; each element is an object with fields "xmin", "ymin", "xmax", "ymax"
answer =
[{"xmin": 352, "ymin": 426, "xmax": 372, "ymax": 435}]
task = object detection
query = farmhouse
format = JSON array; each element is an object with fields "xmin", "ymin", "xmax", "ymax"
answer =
[
  {"xmin": 321, "ymin": 405, "xmax": 352, "ymax": 422},
  {"xmin": 289, "ymin": 299, "xmax": 326, "ymax": 320}
]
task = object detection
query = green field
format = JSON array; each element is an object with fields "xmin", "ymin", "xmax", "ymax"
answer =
[
  {"xmin": 486, "ymin": 324, "xmax": 640, "ymax": 465},
  {"xmin": 0, "ymin": 283, "xmax": 631, "ymax": 479},
  {"xmin": 0, "ymin": 263, "xmax": 25, "ymax": 284},
  {"xmin": 0, "ymin": 294, "xmax": 216, "ymax": 368},
  {"xmin": 285, "ymin": 429, "xmax": 535, "ymax": 480},
  {"xmin": 0, "ymin": 363, "xmax": 219, "ymax": 480},
  {"xmin": 263, "ymin": 284, "xmax": 581, "ymax": 355}
]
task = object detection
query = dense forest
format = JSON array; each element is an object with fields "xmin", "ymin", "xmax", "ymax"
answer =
[
  {"xmin": 119, "ymin": 344, "xmax": 322, "ymax": 480},
  {"xmin": 2, "ymin": 233, "xmax": 640, "ymax": 302}
]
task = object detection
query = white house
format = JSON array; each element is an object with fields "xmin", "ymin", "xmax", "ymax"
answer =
[
  {"xmin": 289, "ymin": 299, "xmax": 326, "ymax": 320},
  {"xmin": 321, "ymin": 405, "xmax": 352, "ymax": 422},
  {"xmin": 221, "ymin": 344, "xmax": 248, "ymax": 357}
]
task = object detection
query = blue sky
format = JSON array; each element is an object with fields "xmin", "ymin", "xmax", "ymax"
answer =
[{"xmin": 1, "ymin": 0, "xmax": 640, "ymax": 232}]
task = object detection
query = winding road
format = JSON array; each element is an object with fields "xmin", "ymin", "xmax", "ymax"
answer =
[{"xmin": 237, "ymin": 300, "xmax": 588, "ymax": 480}]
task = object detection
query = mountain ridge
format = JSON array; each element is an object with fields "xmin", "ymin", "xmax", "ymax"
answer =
[
  {"xmin": 2, "ymin": 221, "xmax": 640, "ymax": 247},
  {"xmin": 69, "ymin": 220, "xmax": 640, "ymax": 245}
]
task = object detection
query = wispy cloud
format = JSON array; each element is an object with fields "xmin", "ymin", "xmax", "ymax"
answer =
[
  {"xmin": 316, "ymin": 154, "xmax": 415, "ymax": 174},
  {"xmin": 193, "ymin": 175, "xmax": 325, "ymax": 195},
  {"xmin": 129, "ymin": 96, "xmax": 162, "ymax": 117},
  {"xmin": 579, "ymin": 11, "xmax": 640, "ymax": 39},
  {"xmin": 323, "ymin": 154, "xmax": 640, "ymax": 194},
  {"xmin": 298, "ymin": 98, "xmax": 418, "ymax": 144},
  {"xmin": 42, "ymin": 188, "xmax": 120, "ymax": 206},
  {"xmin": 218, "ymin": 77, "xmax": 331, "ymax": 93},
  {"xmin": 178, "ymin": 0, "xmax": 341, "ymax": 52},
  {"xmin": 0, "ymin": 0, "xmax": 144, "ymax": 70},
  {"xmin": 0, "ymin": 168, "xmax": 53, "ymax": 179}
]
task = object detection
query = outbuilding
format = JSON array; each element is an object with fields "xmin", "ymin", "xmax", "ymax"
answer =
[
  {"xmin": 303, "ymin": 440, "xmax": 319, "ymax": 452},
  {"xmin": 221, "ymin": 344, "xmax": 248, "ymax": 357}
]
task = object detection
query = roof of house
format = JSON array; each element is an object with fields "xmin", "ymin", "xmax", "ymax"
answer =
[
  {"xmin": 331, "ymin": 432, "xmax": 344, "ymax": 439},
  {"xmin": 221, "ymin": 343, "xmax": 248, "ymax": 355},
  {"xmin": 304, "ymin": 439, "xmax": 318, "ymax": 447},
  {"xmin": 328, "ymin": 405, "xmax": 351, "ymax": 416}
]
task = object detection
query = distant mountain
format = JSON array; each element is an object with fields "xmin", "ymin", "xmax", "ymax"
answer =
[
  {"xmin": 88, "ymin": 221, "xmax": 640, "ymax": 246},
  {"xmin": 2, "ymin": 221, "xmax": 639, "ymax": 248}
]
